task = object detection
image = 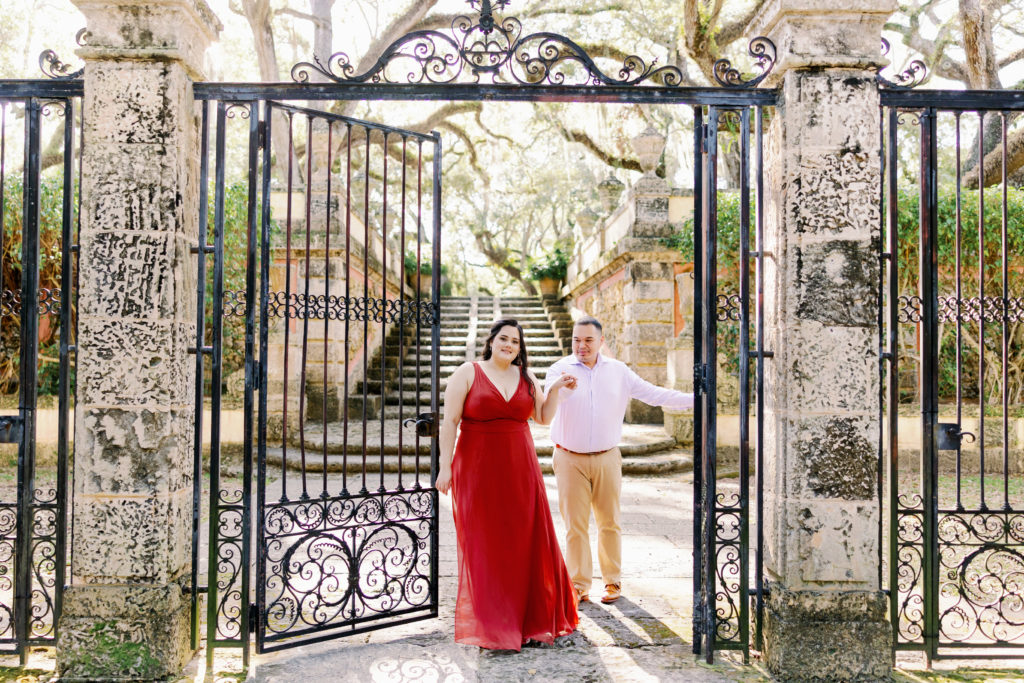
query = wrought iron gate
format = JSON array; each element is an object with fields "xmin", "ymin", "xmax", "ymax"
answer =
[
  {"xmin": 195, "ymin": 97, "xmax": 442, "ymax": 659},
  {"xmin": 882, "ymin": 87, "xmax": 1024, "ymax": 658},
  {"xmin": 693, "ymin": 104, "xmax": 769, "ymax": 662},
  {"xmin": 0, "ymin": 77, "xmax": 80, "ymax": 661},
  {"xmin": 195, "ymin": 0, "xmax": 778, "ymax": 664}
]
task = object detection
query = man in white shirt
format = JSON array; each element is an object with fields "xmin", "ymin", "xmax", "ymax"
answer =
[{"xmin": 545, "ymin": 316, "xmax": 693, "ymax": 605}]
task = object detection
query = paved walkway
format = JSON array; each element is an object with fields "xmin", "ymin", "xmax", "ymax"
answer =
[{"xmin": 241, "ymin": 471, "xmax": 768, "ymax": 683}]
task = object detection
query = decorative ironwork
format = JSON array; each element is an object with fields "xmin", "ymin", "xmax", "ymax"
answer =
[
  {"xmin": 0, "ymin": 288, "xmax": 63, "ymax": 318},
  {"xmin": 222, "ymin": 290, "xmax": 247, "ymax": 318},
  {"xmin": 28, "ymin": 499, "xmax": 59, "ymax": 640},
  {"xmin": 0, "ymin": 290, "xmax": 17, "ymax": 318},
  {"xmin": 936, "ymin": 512, "xmax": 1024, "ymax": 645},
  {"xmin": 261, "ymin": 490, "xmax": 434, "ymax": 642},
  {"xmin": 713, "ymin": 492, "xmax": 743, "ymax": 643},
  {"xmin": 897, "ymin": 294, "xmax": 921, "ymax": 323},
  {"xmin": 291, "ymin": 6, "xmax": 775, "ymax": 89},
  {"xmin": 0, "ymin": 504, "xmax": 16, "ymax": 641},
  {"xmin": 212, "ymin": 487, "xmax": 246, "ymax": 641},
  {"xmin": 898, "ymin": 294, "xmax": 1024, "ymax": 324},
  {"xmin": 38, "ymin": 32, "xmax": 85, "ymax": 80},
  {"xmin": 877, "ymin": 38, "xmax": 928, "ymax": 89},
  {"xmin": 712, "ymin": 37, "xmax": 776, "ymax": 89},
  {"xmin": 895, "ymin": 510, "xmax": 926, "ymax": 644},
  {"xmin": 716, "ymin": 293, "xmax": 742, "ymax": 322},
  {"xmin": 264, "ymin": 292, "xmax": 437, "ymax": 326}
]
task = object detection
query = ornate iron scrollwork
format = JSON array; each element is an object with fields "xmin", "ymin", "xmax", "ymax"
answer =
[
  {"xmin": 292, "ymin": 3, "xmax": 775, "ymax": 89},
  {"xmin": 877, "ymin": 38, "xmax": 928, "ymax": 89},
  {"xmin": 711, "ymin": 37, "xmax": 776, "ymax": 89},
  {"xmin": 38, "ymin": 29, "xmax": 86, "ymax": 80}
]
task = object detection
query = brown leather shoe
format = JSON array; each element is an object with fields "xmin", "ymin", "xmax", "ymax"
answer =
[
  {"xmin": 601, "ymin": 583, "xmax": 621, "ymax": 604},
  {"xmin": 575, "ymin": 587, "xmax": 589, "ymax": 604}
]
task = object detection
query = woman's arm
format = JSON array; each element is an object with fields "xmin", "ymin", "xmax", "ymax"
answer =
[
  {"xmin": 532, "ymin": 370, "xmax": 576, "ymax": 425},
  {"xmin": 436, "ymin": 362, "xmax": 474, "ymax": 494}
]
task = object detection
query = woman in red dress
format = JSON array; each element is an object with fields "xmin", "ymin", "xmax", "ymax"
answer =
[{"xmin": 436, "ymin": 319, "xmax": 579, "ymax": 650}]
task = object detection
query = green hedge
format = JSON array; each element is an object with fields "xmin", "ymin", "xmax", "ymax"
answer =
[
  {"xmin": 1, "ymin": 177, "xmax": 254, "ymax": 395},
  {"xmin": 663, "ymin": 187, "xmax": 1024, "ymax": 403},
  {"xmin": 1, "ymin": 175, "xmax": 71, "ymax": 394}
]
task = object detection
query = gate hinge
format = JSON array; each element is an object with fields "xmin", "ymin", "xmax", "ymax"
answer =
[
  {"xmin": 0, "ymin": 416, "xmax": 23, "ymax": 444},
  {"xmin": 257, "ymin": 120, "xmax": 267, "ymax": 148}
]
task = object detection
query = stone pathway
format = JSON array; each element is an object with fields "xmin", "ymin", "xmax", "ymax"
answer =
[{"xmin": 237, "ymin": 471, "xmax": 769, "ymax": 683}]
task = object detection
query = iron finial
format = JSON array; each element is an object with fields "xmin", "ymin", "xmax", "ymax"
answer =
[{"xmin": 467, "ymin": 0, "xmax": 510, "ymax": 33}]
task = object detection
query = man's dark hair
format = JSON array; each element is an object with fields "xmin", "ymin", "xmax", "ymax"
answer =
[{"xmin": 574, "ymin": 316, "xmax": 603, "ymax": 333}]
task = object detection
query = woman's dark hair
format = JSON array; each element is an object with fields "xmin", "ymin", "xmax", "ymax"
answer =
[{"xmin": 481, "ymin": 318, "xmax": 534, "ymax": 398}]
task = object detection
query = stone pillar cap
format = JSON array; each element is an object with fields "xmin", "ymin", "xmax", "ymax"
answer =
[
  {"xmin": 74, "ymin": 0, "xmax": 222, "ymax": 78},
  {"xmin": 746, "ymin": 0, "xmax": 897, "ymax": 81}
]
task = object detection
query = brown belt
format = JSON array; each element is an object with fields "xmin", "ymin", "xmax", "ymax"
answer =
[{"xmin": 555, "ymin": 444, "xmax": 612, "ymax": 456}]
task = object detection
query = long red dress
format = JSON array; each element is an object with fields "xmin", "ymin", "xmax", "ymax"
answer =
[{"xmin": 450, "ymin": 363, "xmax": 578, "ymax": 650}]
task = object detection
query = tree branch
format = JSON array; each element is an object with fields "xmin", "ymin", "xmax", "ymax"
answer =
[
  {"xmin": 275, "ymin": 7, "xmax": 330, "ymax": 27},
  {"xmin": 548, "ymin": 116, "xmax": 642, "ymax": 173},
  {"xmin": 964, "ymin": 126, "xmax": 1024, "ymax": 189}
]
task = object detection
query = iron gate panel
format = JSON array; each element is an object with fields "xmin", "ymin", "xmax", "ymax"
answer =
[
  {"xmin": 881, "ymin": 91, "xmax": 1024, "ymax": 659},
  {"xmin": 0, "ymin": 86, "xmax": 79, "ymax": 661},
  {"xmin": 693, "ymin": 105, "xmax": 768, "ymax": 662},
  {"xmin": 197, "ymin": 97, "xmax": 443, "ymax": 657}
]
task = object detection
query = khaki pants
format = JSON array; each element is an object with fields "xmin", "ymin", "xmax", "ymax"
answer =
[{"xmin": 552, "ymin": 446, "xmax": 622, "ymax": 592}]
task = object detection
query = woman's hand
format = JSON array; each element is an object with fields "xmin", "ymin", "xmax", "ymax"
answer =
[
  {"xmin": 435, "ymin": 466, "xmax": 453, "ymax": 495},
  {"xmin": 550, "ymin": 373, "xmax": 577, "ymax": 392}
]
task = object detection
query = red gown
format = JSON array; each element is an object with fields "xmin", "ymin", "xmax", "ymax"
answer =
[{"xmin": 450, "ymin": 363, "xmax": 578, "ymax": 650}]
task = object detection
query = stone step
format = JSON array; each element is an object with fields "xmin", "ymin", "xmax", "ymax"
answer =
[
  {"xmin": 266, "ymin": 448, "xmax": 692, "ymax": 476},
  {"xmin": 394, "ymin": 366, "xmax": 552, "ymax": 379},
  {"xmin": 293, "ymin": 421, "xmax": 677, "ymax": 457}
]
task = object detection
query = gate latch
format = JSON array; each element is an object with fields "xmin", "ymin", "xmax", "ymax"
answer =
[
  {"xmin": 0, "ymin": 416, "xmax": 23, "ymax": 444},
  {"xmin": 403, "ymin": 412, "xmax": 438, "ymax": 438},
  {"xmin": 936, "ymin": 422, "xmax": 976, "ymax": 450}
]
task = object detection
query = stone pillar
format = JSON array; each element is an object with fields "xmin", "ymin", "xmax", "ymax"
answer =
[
  {"xmin": 58, "ymin": 1, "xmax": 220, "ymax": 679},
  {"xmin": 665, "ymin": 272, "xmax": 695, "ymax": 444},
  {"xmin": 622, "ymin": 171, "xmax": 677, "ymax": 423},
  {"xmin": 749, "ymin": 2, "xmax": 894, "ymax": 680}
]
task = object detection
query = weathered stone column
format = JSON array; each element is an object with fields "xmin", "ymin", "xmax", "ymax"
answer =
[
  {"xmin": 749, "ymin": 1, "xmax": 894, "ymax": 679},
  {"xmin": 58, "ymin": 1, "xmax": 220, "ymax": 679}
]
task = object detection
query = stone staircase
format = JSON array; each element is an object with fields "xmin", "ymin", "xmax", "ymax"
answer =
[{"xmin": 268, "ymin": 295, "xmax": 691, "ymax": 474}]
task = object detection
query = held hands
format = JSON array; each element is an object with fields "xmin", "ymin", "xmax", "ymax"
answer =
[
  {"xmin": 551, "ymin": 373, "xmax": 578, "ymax": 392},
  {"xmin": 436, "ymin": 467, "xmax": 452, "ymax": 495}
]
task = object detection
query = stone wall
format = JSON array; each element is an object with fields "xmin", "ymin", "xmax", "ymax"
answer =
[
  {"xmin": 263, "ymin": 196, "xmax": 406, "ymax": 441},
  {"xmin": 565, "ymin": 178, "xmax": 687, "ymax": 423}
]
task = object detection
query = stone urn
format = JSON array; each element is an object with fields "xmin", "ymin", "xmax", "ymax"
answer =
[
  {"xmin": 631, "ymin": 125, "xmax": 666, "ymax": 177},
  {"xmin": 597, "ymin": 173, "xmax": 625, "ymax": 213},
  {"xmin": 575, "ymin": 206, "xmax": 599, "ymax": 237}
]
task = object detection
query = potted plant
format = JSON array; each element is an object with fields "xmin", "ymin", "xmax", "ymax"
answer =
[
  {"xmin": 526, "ymin": 245, "xmax": 569, "ymax": 297},
  {"xmin": 404, "ymin": 252, "xmax": 451, "ymax": 297}
]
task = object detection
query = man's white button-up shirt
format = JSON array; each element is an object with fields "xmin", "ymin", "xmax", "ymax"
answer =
[{"xmin": 544, "ymin": 353, "xmax": 694, "ymax": 453}]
